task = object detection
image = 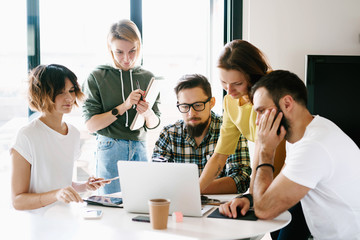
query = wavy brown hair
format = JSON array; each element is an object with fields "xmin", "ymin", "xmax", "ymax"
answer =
[
  {"xmin": 28, "ymin": 64, "xmax": 84, "ymax": 113},
  {"xmin": 218, "ymin": 39, "xmax": 271, "ymax": 92}
]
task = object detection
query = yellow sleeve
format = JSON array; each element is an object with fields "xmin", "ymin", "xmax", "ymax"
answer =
[
  {"xmin": 229, "ymin": 98, "xmax": 257, "ymax": 142},
  {"xmin": 240, "ymin": 106, "xmax": 257, "ymax": 142},
  {"xmin": 215, "ymin": 96, "xmax": 258, "ymax": 155},
  {"xmin": 215, "ymin": 96, "xmax": 241, "ymax": 155}
]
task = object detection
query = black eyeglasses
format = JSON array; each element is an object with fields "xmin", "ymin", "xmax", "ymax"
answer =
[{"xmin": 176, "ymin": 97, "xmax": 211, "ymax": 113}]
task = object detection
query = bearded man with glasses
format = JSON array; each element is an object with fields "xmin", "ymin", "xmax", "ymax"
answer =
[{"xmin": 152, "ymin": 74, "xmax": 251, "ymax": 194}]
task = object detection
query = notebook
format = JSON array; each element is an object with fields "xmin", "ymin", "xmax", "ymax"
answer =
[{"xmin": 117, "ymin": 161, "xmax": 213, "ymax": 217}]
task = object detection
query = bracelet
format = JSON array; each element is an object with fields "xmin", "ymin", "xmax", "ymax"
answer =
[
  {"xmin": 145, "ymin": 117, "xmax": 161, "ymax": 130},
  {"xmin": 256, "ymin": 163, "xmax": 275, "ymax": 172},
  {"xmin": 236, "ymin": 193, "xmax": 253, "ymax": 208}
]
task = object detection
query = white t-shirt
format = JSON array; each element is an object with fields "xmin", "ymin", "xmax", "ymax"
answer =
[
  {"xmin": 12, "ymin": 118, "xmax": 81, "ymax": 194},
  {"xmin": 282, "ymin": 116, "xmax": 360, "ymax": 240}
]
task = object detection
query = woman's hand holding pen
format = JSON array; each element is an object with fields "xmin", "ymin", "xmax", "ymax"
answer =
[{"xmin": 124, "ymin": 89, "xmax": 145, "ymax": 110}]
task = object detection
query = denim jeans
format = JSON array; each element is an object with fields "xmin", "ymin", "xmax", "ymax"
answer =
[
  {"xmin": 270, "ymin": 201, "xmax": 311, "ymax": 240},
  {"xmin": 95, "ymin": 135, "xmax": 148, "ymax": 195}
]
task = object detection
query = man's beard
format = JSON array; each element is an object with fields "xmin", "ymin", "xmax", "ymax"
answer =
[
  {"xmin": 276, "ymin": 109, "xmax": 291, "ymax": 139},
  {"xmin": 281, "ymin": 115, "xmax": 291, "ymax": 139},
  {"xmin": 186, "ymin": 116, "xmax": 211, "ymax": 138}
]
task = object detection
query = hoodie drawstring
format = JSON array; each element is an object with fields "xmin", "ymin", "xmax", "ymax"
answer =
[
  {"xmin": 129, "ymin": 69, "xmax": 134, "ymax": 92},
  {"xmin": 129, "ymin": 69, "xmax": 136, "ymax": 110},
  {"xmin": 119, "ymin": 69, "xmax": 134, "ymax": 128}
]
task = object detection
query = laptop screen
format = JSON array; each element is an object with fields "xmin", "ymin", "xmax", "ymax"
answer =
[{"xmin": 117, "ymin": 161, "xmax": 205, "ymax": 217}]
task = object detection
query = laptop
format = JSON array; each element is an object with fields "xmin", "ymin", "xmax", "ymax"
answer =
[{"xmin": 117, "ymin": 161, "xmax": 213, "ymax": 217}]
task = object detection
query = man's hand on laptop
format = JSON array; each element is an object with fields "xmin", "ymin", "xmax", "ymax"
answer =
[{"xmin": 219, "ymin": 197, "xmax": 250, "ymax": 218}]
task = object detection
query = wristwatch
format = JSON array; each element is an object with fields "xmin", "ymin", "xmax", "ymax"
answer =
[{"xmin": 111, "ymin": 108, "xmax": 120, "ymax": 119}]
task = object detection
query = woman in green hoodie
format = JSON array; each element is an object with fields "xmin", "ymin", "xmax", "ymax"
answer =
[{"xmin": 82, "ymin": 19, "xmax": 161, "ymax": 194}]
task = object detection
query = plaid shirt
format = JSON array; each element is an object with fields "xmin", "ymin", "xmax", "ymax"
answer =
[{"xmin": 152, "ymin": 111, "xmax": 251, "ymax": 193}]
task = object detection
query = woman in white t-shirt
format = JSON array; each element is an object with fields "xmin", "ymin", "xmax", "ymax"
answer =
[{"xmin": 10, "ymin": 64, "xmax": 109, "ymax": 210}]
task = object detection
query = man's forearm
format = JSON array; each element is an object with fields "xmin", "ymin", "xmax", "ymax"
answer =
[
  {"xmin": 199, "ymin": 153, "xmax": 228, "ymax": 192},
  {"xmin": 249, "ymin": 141, "xmax": 260, "ymax": 194},
  {"xmin": 253, "ymin": 148, "xmax": 275, "ymax": 218},
  {"xmin": 253, "ymin": 165, "xmax": 274, "ymax": 199},
  {"xmin": 201, "ymin": 177, "xmax": 237, "ymax": 194}
]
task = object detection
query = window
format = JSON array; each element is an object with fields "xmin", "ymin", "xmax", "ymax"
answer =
[
  {"xmin": 141, "ymin": 0, "xmax": 224, "ymax": 153},
  {"xmin": 0, "ymin": 1, "xmax": 225, "ymax": 184},
  {"xmin": 0, "ymin": 0, "xmax": 28, "ymax": 126},
  {"xmin": 39, "ymin": 0, "xmax": 225, "ymax": 155},
  {"xmin": 38, "ymin": 0, "xmax": 131, "ymax": 132},
  {"xmin": 40, "ymin": 0, "xmax": 130, "ymax": 87},
  {"xmin": 142, "ymin": 0, "xmax": 224, "ymax": 127},
  {"xmin": 0, "ymin": 0, "xmax": 28, "ymax": 205}
]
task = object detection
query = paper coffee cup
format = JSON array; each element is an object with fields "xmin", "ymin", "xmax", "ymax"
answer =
[{"xmin": 148, "ymin": 199, "xmax": 170, "ymax": 230}]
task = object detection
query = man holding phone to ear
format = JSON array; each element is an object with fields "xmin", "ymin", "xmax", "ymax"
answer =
[{"xmin": 220, "ymin": 70, "xmax": 360, "ymax": 239}]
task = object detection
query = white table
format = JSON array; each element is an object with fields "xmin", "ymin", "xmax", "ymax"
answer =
[{"xmin": 4, "ymin": 194, "xmax": 291, "ymax": 240}]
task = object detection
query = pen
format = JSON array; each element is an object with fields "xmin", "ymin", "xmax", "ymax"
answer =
[
  {"xmin": 90, "ymin": 176, "xmax": 120, "ymax": 184},
  {"xmin": 136, "ymin": 80, "xmax": 144, "ymax": 101}
]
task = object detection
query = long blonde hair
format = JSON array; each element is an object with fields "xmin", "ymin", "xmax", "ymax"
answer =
[{"xmin": 107, "ymin": 19, "xmax": 142, "ymax": 68}]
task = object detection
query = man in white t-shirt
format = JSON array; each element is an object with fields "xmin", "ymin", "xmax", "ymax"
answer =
[{"xmin": 220, "ymin": 70, "xmax": 360, "ymax": 239}]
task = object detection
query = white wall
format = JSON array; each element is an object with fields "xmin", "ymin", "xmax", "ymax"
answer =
[{"xmin": 243, "ymin": 0, "xmax": 360, "ymax": 81}]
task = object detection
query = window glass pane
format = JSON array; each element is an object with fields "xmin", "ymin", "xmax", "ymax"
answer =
[
  {"xmin": 0, "ymin": 1, "xmax": 225, "ymax": 204},
  {"xmin": 40, "ymin": 0, "xmax": 130, "ymax": 88},
  {"xmin": 0, "ymin": 0, "xmax": 28, "ymax": 126},
  {"xmin": 0, "ymin": 0, "xmax": 27, "ymax": 206},
  {"xmin": 142, "ymin": 0, "xmax": 224, "ymax": 128},
  {"xmin": 39, "ymin": 0, "xmax": 130, "ymax": 180},
  {"xmin": 210, "ymin": 0, "xmax": 225, "ymax": 114},
  {"xmin": 142, "ymin": 0, "xmax": 224, "ymax": 159}
]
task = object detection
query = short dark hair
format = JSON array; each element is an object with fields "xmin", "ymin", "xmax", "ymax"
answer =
[
  {"xmin": 174, "ymin": 74, "xmax": 212, "ymax": 98},
  {"xmin": 28, "ymin": 64, "xmax": 84, "ymax": 112},
  {"xmin": 251, "ymin": 70, "xmax": 308, "ymax": 107}
]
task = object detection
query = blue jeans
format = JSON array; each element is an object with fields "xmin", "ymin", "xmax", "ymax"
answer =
[
  {"xmin": 270, "ymin": 201, "xmax": 311, "ymax": 240},
  {"xmin": 95, "ymin": 135, "xmax": 148, "ymax": 195}
]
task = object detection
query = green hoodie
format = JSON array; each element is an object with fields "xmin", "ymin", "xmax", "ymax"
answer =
[{"xmin": 82, "ymin": 65, "xmax": 161, "ymax": 141}]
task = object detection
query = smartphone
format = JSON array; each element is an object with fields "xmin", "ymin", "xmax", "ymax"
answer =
[
  {"xmin": 83, "ymin": 209, "xmax": 103, "ymax": 219},
  {"xmin": 90, "ymin": 176, "xmax": 119, "ymax": 184},
  {"xmin": 201, "ymin": 195, "xmax": 221, "ymax": 205},
  {"xmin": 275, "ymin": 110, "xmax": 286, "ymax": 135},
  {"xmin": 84, "ymin": 196, "xmax": 123, "ymax": 207},
  {"xmin": 132, "ymin": 215, "xmax": 150, "ymax": 223}
]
